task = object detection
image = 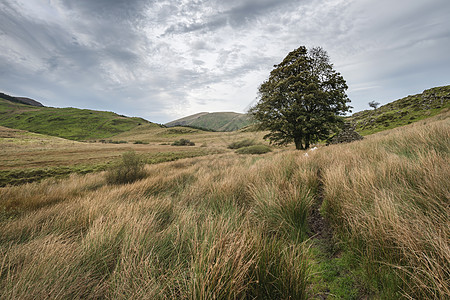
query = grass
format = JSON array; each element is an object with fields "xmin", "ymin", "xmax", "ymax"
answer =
[
  {"xmin": 0, "ymin": 151, "xmax": 314, "ymax": 299},
  {"xmin": 227, "ymin": 138, "xmax": 256, "ymax": 149},
  {"xmin": 106, "ymin": 151, "xmax": 147, "ymax": 184},
  {"xmin": 236, "ymin": 144, "xmax": 272, "ymax": 154},
  {"xmin": 0, "ymin": 110, "xmax": 448, "ymax": 299},
  {"xmin": 315, "ymin": 111, "xmax": 450, "ymax": 298},
  {"xmin": 348, "ymin": 85, "xmax": 450, "ymax": 135},
  {"xmin": 165, "ymin": 112, "xmax": 253, "ymax": 132},
  {"xmin": 0, "ymin": 98, "xmax": 156, "ymax": 140},
  {"xmin": 0, "ymin": 126, "xmax": 224, "ymax": 186}
]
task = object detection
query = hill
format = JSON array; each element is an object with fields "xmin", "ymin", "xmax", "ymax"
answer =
[
  {"xmin": 348, "ymin": 85, "xmax": 450, "ymax": 135},
  {"xmin": 0, "ymin": 92, "xmax": 44, "ymax": 107},
  {"xmin": 166, "ymin": 111, "xmax": 253, "ymax": 131},
  {"xmin": 0, "ymin": 97, "xmax": 156, "ymax": 141}
]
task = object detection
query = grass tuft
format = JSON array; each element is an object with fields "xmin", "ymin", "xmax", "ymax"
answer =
[{"xmin": 106, "ymin": 151, "xmax": 147, "ymax": 184}]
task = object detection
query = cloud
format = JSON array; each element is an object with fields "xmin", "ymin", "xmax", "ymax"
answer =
[{"xmin": 0, "ymin": 0, "xmax": 449, "ymax": 123}]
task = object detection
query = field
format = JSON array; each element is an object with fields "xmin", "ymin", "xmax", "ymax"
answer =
[
  {"xmin": 0, "ymin": 111, "xmax": 449, "ymax": 299},
  {"xmin": 0, "ymin": 125, "xmax": 267, "ymax": 186}
]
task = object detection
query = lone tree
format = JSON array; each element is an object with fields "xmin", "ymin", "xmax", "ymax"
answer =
[
  {"xmin": 368, "ymin": 100, "xmax": 380, "ymax": 110},
  {"xmin": 249, "ymin": 46, "xmax": 351, "ymax": 150}
]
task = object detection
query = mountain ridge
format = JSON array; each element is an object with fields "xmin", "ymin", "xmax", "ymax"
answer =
[{"xmin": 165, "ymin": 111, "xmax": 253, "ymax": 131}]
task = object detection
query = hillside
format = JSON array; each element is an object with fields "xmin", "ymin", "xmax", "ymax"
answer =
[
  {"xmin": 0, "ymin": 97, "xmax": 155, "ymax": 141},
  {"xmin": 166, "ymin": 111, "xmax": 253, "ymax": 131},
  {"xmin": 348, "ymin": 85, "xmax": 450, "ymax": 135},
  {"xmin": 0, "ymin": 92, "xmax": 44, "ymax": 107}
]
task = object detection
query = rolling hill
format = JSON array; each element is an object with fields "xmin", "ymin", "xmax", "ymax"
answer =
[
  {"xmin": 165, "ymin": 112, "xmax": 253, "ymax": 131},
  {"xmin": 0, "ymin": 96, "xmax": 157, "ymax": 141},
  {"xmin": 0, "ymin": 92, "xmax": 44, "ymax": 107},
  {"xmin": 348, "ymin": 85, "xmax": 450, "ymax": 135}
]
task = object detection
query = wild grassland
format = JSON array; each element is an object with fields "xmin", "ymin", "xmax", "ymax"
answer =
[
  {"xmin": 0, "ymin": 126, "xmax": 224, "ymax": 186},
  {"xmin": 313, "ymin": 112, "xmax": 450, "ymax": 299},
  {"xmin": 0, "ymin": 150, "xmax": 314, "ymax": 299},
  {"xmin": 0, "ymin": 112, "xmax": 448, "ymax": 299}
]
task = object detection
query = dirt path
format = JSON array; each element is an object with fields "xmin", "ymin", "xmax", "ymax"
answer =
[
  {"xmin": 308, "ymin": 169, "xmax": 368, "ymax": 300},
  {"xmin": 308, "ymin": 169, "xmax": 335, "ymax": 253}
]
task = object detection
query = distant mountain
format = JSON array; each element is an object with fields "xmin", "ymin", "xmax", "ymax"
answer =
[
  {"xmin": 0, "ymin": 92, "xmax": 44, "ymax": 107},
  {"xmin": 0, "ymin": 96, "xmax": 157, "ymax": 141},
  {"xmin": 166, "ymin": 112, "xmax": 253, "ymax": 131},
  {"xmin": 348, "ymin": 85, "xmax": 450, "ymax": 135}
]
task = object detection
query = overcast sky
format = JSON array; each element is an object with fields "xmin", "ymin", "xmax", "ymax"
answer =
[{"xmin": 1, "ymin": 0, "xmax": 449, "ymax": 123}]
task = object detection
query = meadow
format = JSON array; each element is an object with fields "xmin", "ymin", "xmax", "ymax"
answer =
[{"xmin": 0, "ymin": 111, "xmax": 448, "ymax": 299}]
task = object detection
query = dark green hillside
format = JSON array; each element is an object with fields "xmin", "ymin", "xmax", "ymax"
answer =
[
  {"xmin": 349, "ymin": 85, "xmax": 450, "ymax": 135},
  {"xmin": 166, "ymin": 112, "xmax": 253, "ymax": 131},
  {"xmin": 0, "ymin": 98, "xmax": 154, "ymax": 140}
]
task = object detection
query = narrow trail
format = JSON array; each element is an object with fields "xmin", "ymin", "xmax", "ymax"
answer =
[
  {"xmin": 308, "ymin": 169, "xmax": 335, "ymax": 254},
  {"xmin": 308, "ymin": 169, "xmax": 367, "ymax": 300},
  {"xmin": 308, "ymin": 169, "xmax": 336, "ymax": 299}
]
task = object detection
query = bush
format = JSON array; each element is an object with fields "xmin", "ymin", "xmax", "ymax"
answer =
[
  {"xmin": 228, "ymin": 139, "xmax": 255, "ymax": 149},
  {"xmin": 171, "ymin": 139, "xmax": 195, "ymax": 146},
  {"xmin": 133, "ymin": 140, "xmax": 148, "ymax": 144},
  {"xmin": 235, "ymin": 145, "xmax": 272, "ymax": 155},
  {"xmin": 106, "ymin": 151, "xmax": 147, "ymax": 184}
]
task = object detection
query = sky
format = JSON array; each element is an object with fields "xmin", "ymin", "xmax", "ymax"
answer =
[{"xmin": 1, "ymin": 0, "xmax": 449, "ymax": 124}]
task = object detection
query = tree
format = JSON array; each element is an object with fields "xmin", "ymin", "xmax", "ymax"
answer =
[
  {"xmin": 249, "ymin": 46, "xmax": 351, "ymax": 150},
  {"xmin": 368, "ymin": 101, "xmax": 380, "ymax": 110}
]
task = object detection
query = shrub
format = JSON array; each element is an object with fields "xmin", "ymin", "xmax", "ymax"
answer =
[
  {"xmin": 133, "ymin": 140, "xmax": 148, "ymax": 144},
  {"xmin": 106, "ymin": 151, "xmax": 146, "ymax": 184},
  {"xmin": 235, "ymin": 145, "xmax": 272, "ymax": 155},
  {"xmin": 171, "ymin": 139, "xmax": 195, "ymax": 146},
  {"xmin": 228, "ymin": 139, "xmax": 255, "ymax": 149}
]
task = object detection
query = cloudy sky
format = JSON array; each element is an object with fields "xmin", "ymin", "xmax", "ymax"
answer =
[{"xmin": 1, "ymin": 0, "xmax": 449, "ymax": 123}]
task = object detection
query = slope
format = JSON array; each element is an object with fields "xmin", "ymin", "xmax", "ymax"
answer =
[
  {"xmin": 348, "ymin": 85, "xmax": 450, "ymax": 135},
  {"xmin": 166, "ymin": 112, "xmax": 253, "ymax": 131},
  {"xmin": 0, "ymin": 97, "xmax": 155, "ymax": 141},
  {"xmin": 0, "ymin": 92, "xmax": 44, "ymax": 107}
]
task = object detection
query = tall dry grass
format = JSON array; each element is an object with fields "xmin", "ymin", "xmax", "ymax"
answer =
[
  {"xmin": 1, "ymin": 112, "xmax": 448, "ymax": 299},
  {"xmin": 0, "ymin": 150, "xmax": 315, "ymax": 299},
  {"xmin": 314, "ymin": 113, "xmax": 450, "ymax": 298}
]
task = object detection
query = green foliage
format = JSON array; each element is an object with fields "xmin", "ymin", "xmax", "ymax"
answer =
[
  {"xmin": 0, "ymin": 98, "xmax": 151, "ymax": 140},
  {"xmin": 106, "ymin": 151, "xmax": 147, "ymax": 184},
  {"xmin": 227, "ymin": 139, "xmax": 256, "ymax": 149},
  {"xmin": 235, "ymin": 145, "xmax": 272, "ymax": 154},
  {"xmin": 133, "ymin": 140, "xmax": 148, "ymax": 144},
  {"xmin": 250, "ymin": 46, "xmax": 351, "ymax": 149},
  {"xmin": 171, "ymin": 138, "xmax": 195, "ymax": 146}
]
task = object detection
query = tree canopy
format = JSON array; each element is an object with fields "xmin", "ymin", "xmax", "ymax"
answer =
[{"xmin": 249, "ymin": 46, "xmax": 351, "ymax": 150}]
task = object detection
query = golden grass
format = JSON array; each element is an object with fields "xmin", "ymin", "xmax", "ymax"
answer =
[
  {"xmin": 0, "ymin": 150, "xmax": 313, "ymax": 299},
  {"xmin": 0, "ymin": 112, "xmax": 448, "ymax": 299},
  {"xmin": 314, "ymin": 112, "xmax": 450, "ymax": 298}
]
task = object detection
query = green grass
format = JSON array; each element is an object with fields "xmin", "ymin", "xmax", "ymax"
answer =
[
  {"xmin": 236, "ymin": 144, "xmax": 272, "ymax": 154},
  {"xmin": 348, "ymin": 85, "xmax": 450, "ymax": 135},
  {"xmin": 0, "ymin": 164, "xmax": 108, "ymax": 187},
  {"xmin": 227, "ymin": 138, "xmax": 256, "ymax": 149},
  {"xmin": 0, "ymin": 98, "xmax": 155, "ymax": 140},
  {"xmin": 166, "ymin": 112, "xmax": 253, "ymax": 132}
]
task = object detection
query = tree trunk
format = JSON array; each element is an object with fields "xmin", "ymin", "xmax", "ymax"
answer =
[
  {"xmin": 304, "ymin": 134, "xmax": 310, "ymax": 150},
  {"xmin": 294, "ymin": 137, "xmax": 304, "ymax": 150}
]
